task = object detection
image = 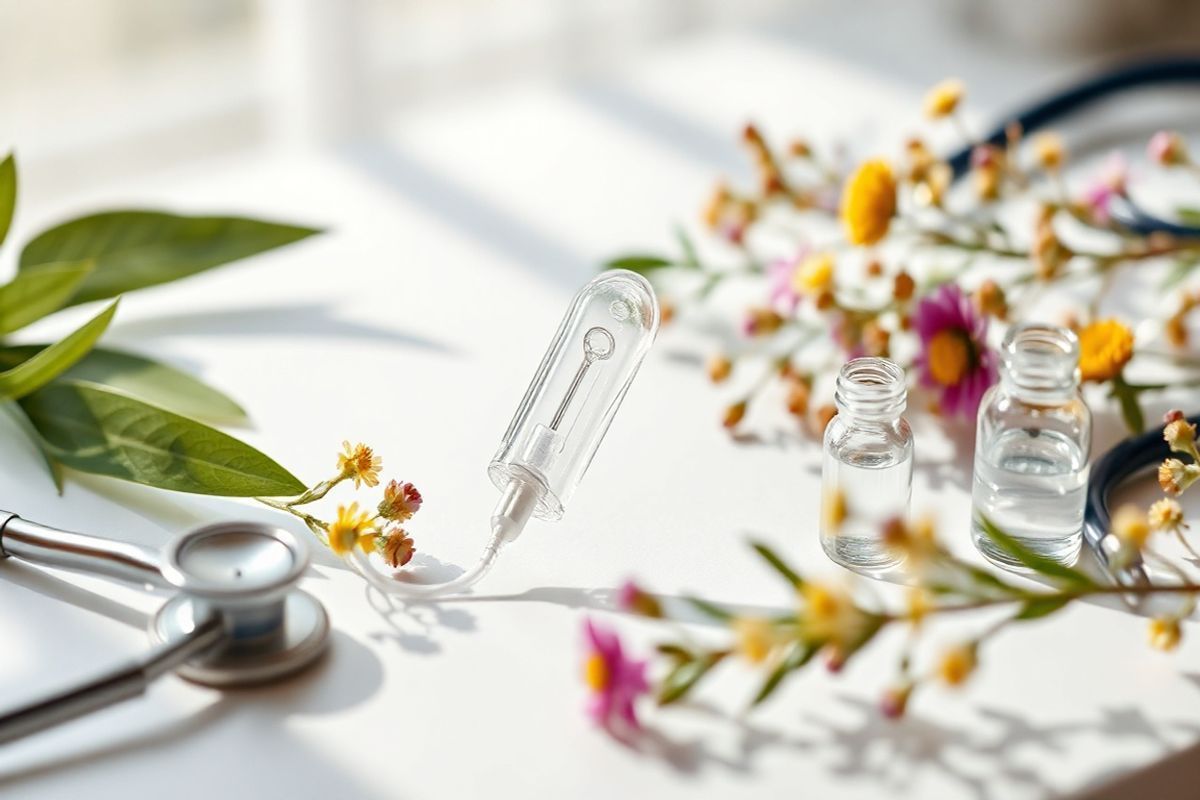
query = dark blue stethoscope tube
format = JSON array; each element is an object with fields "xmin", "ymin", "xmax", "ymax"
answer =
[{"xmin": 946, "ymin": 56, "xmax": 1200, "ymax": 238}]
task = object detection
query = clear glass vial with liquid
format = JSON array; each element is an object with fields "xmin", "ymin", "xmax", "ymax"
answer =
[
  {"xmin": 971, "ymin": 322, "xmax": 1091, "ymax": 569},
  {"xmin": 820, "ymin": 357, "xmax": 913, "ymax": 574}
]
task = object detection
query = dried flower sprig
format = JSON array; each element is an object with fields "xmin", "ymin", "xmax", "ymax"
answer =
[
  {"xmin": 586, "ymin": 412, "xmax": 1199, "ymax": 726},
  {"xmin": 257, "ymin": 442, "xmax": 424, "ymax": 567},
  {"xmin": 607, "ymin": 82, "xmax": 1200, "ymax": 436}
]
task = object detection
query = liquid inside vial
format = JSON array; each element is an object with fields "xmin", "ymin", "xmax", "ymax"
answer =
[{"xmin": 820, "ymin": 441, "xmax": 912, "ymax": 572}]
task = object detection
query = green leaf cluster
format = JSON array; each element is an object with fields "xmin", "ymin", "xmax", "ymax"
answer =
[{"xmin": 0, "ymin": 152, "xmax": 318, "ymax": 497}]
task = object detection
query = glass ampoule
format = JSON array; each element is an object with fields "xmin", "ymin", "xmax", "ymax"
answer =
[
  {"xmin": 971, "ymin": 322, "xmax": 1091, "ymax": 569},
  {"xmin": 820, "ymin": 357, "xmax": 913, "ymax": 574}
]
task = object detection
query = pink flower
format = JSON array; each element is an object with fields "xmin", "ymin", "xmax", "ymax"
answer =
[
  {"xmin": 1081, "ymin": 153, "xmax": 1127, "ymax": 225},
  {"xmin": 582, "ymin": 618, "xmax": 649, "ymax": 732},
  {"xmin": 913, "ymin": 284, "xmax": 998, "ymax": 419},
  {"xmin": 768, "ymin": 254, "xmax": 803, "ymax": 312},
  {"xmin": 616, "ymin": 579, "xmax": 663, "ymax": 618},
  {"xmin": 1148, "ymin": 130, "xmax": 1187, "ymax": 166}
]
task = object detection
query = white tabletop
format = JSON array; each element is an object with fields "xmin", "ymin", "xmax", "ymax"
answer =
[{"xmin": 2, "ymin": 21, "xmax": 1200, "ymax": 800}]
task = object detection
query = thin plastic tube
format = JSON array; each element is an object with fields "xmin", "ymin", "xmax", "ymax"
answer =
[{"xmin": 350, "ymin": 529, "xmax": 505, "ymax": 598}]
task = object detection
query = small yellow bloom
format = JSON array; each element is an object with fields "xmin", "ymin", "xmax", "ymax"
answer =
[
  {"xmin": 905, "ymin": 587, "xmax": 932, "ymax": 626},
  {"xmin": 1111, "ymin": 504, "xmax": 1150, "ymax": 549},
  {"xmin": 823, "ymin": 487, "xmax": 848, "ymax": 533},
  {"xmin": 924, "ymin": 78, "xmax": 965, "ymax": 119},
  {"xmin": 733, "ymin": 617, "xmax": 778, "ymax": 664},
  {"xmin": 841, "ymin": 160, "xmax": 897, "ymax": 246},
  {"xmin": 927, "ymin": 330, "xmax": 971, "ymax": 387},
  {"xmin": 792, "ymin": 252, "xmax": 835, "ymax": 294},
  {"xmin": 1033, "ymin": 132, "xmax": 1066, "ymax": 171},
  {"xmin": 584, "ymin": 652, "xmax": 610, "ymax": 690},
  {"xmin": 1164, "ymin": 419, "xmax": 1198, "ymax": 454},
  {"xmin": 1148, "ymin": 617, "xmax": 1182, "ymax": 652},
  {"xmin": 1148, "ymin": 498, "xmax": 1186, "ymax": 534},
  {"xmin": 338, "ymin": 441, "xmax": 383, "ymax": 489},
  {"xmin": 1077, "ymin": 319, "xmax": 1134, "ymax": 383},
  {"xmin": 1159, "ymin": 458, "xmax": 1197, "ymax": 496},
  {"xmin": 800, "ymin": 582, "xmax": 861, "ymax": 644},
  {"xmin": 937, "ymin": 643, "xmax": 977, "ymax": 687},
  {"xmin": 326, "ymin": 502, "xmax": 379, "ymax": 556}
]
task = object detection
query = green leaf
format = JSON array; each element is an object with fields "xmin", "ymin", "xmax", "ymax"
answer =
[
  {"xmin": 674, "ymin": 226, "xmax": 701, "ymax": 268},
  {"xmin": 0, "ymin": 345, "xmax": 247, "ymax": 425},
  {"xmin": 0, "ymin": 153, "xmax": 15, "ymax": 248},
  {"xmin": 1161, "ymin": 259, "xmax": 1200, "ymax": 291},
  {"xmin": 0, "ymin": 301, "xmax": 118, "ymax": 400},
  {"xmin": 19, "ymin": 211, "xmax": 321, "ymax": 306},
  {"xmin": 751, "ymin": 640, "xmax": 817, "ymax": 706},
  {"xmin": 1014, "ymin": 595, "xmax": 1071, "ymax": 620},
  {"xmin": 976, "ymin": 515, "xmax": 1097, "ymax": 588},
  {"xmin": 1110, "ymin": 376, "xmax": 1145, "ymax": 435},
  {"xmin": 750, "ymin": 540, "xmax": 805, "ymax": 588},
  {"xmin": 0, "ymin": 401, "xmax": 64, "ymax": 493},
  {"xmin": 683, "ymin": 595, "xmax": 734, "ymax": 621},
  {"xmin": 0, "ymin": 260, "xmax": 95, "ymax": 334},
  {"xmin": 1176, "ymin": 206, "xmax": 1200, "ymax": 225},
  {"xmin": 654, "ymin": 643, "xmax": 694, "ymax": 662},
  {"xmin": 657, "ymin": 651, "xmax": 727, "ymax": 706},
  {"xmin": 18, "ymin": 380, "xmax": 304, "ymax": 497},
  {"xmin": 603, "ymin": 254, "xmax": 673, "ymax": 276}
]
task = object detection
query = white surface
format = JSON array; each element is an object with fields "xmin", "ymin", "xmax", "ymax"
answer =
[{"xmin": 2, "ymin": 25, "xmax": 1200, "ymax": 800}]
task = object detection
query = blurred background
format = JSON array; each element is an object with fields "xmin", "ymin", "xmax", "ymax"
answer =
[{"xmin": 4, "ymin": 0, "xmax": 1200, "ymax": 211}]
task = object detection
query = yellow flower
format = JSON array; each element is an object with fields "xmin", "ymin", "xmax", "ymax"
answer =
[
  {"xmin": 1148, "ymin": 498, "xmax": 1186, "ymax": 534},
  {"xmin": 937, "ymin": 643, "xmax": 977, "ymax": 687},
  {"xmin": 800, "ymin": 582, "xmax": 863, "ymax": 645},
  {"xmin": 1148, "ymin": 617, "xmax": 1182, "ymax": 651},
  {"xmin": 792, "ymin": 252, "xmax": 836, "ymax": 294},
  {"xmin": 1159, "ymin": 458, "xmax": 1199, "ymax": 496},
  {"xmin": 841, "ymin": 160, "xmax": 897, "ymax": 246},
  {"xmin": 379, "ymin": 526, "xmax": 416, "ymax": 568},
  {"xmin": 1111, "ymin": 504, "xmax": 1150, "ymax": 549},
  {"xmin": 733, "ymin": 617, "xmax": 779, "ymax": 664},
  {"xmin": 924, "ymin": 78, "xmax": 965, "ymax": 119},
  {"xmin": 822, "ymin": 487, "xmax": 848, "ymax": 533},
  {"xmin": 1164, "ymin": 419, "xmax": 1198, "ymax": 454},
  {"xmin": 326, "ymin": 502, "xmax": 378, "ymax": 556},
  {"xmin": 905, "ymin": 587, "xmax": 932, "ymax": 627},
  {"xmin": 1033, "ymin": 132, "xmax": 1065, "ymax": 171},
  {"xmin": 1077, "ymin": 319, "xmax": 1134, "ymax": 382},
  {"xmin": 338, "ymin": 441, "xmax": 382, "ymax": 488}
]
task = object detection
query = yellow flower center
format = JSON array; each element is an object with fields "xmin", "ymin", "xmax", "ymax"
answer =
[
  {"xmin": 584, "ymin": 653, "xmax": 610, "ymax": 691},
  {"xmin": 927, "ymin": 330, "xmax": 971, "ymax": 386},
  {"xmin": 1078, "ymin": 319, "xmax": 1134, "ymax": 383},
  {"xmin": 841, "ymin": 159, "xmax": 897, "ymax": 246},
  {"xmin": 793, "ymin": 253, "xmax": 835, "ymax": 294}
]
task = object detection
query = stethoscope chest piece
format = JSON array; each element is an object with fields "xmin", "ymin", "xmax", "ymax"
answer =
[{"xmin": 150, "ymin": 521, "xmax": 330, "ymax": 688}]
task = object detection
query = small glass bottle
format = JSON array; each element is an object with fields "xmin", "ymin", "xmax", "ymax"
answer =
[
  {"xmin": 820, "ymin": 357, "xmax": 913, "ymax": 574},
  {"xmin": 971, "ymin": 322, "xmax": 1091, "ymax": 569}
]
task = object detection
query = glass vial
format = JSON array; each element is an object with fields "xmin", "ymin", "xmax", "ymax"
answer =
[
  {"xmin": 820, "ymin": 357, "xmax": 913, "ymax": 574},
  {"xmin": 971, "ymin": 323, "xmax": 1091, "ymax": 569}
]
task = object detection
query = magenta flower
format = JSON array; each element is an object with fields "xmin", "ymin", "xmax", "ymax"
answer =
[
  {"xmin": 913, "ymin": 284, "xmax": 997, "ymax": 419},
  {"xmin": 582, "ymin": 618, "xmax": 649, "ymax": 732},
  {"xmin": 1082, "ymin": 153, "xmax": 1127, "ymax": 225}
]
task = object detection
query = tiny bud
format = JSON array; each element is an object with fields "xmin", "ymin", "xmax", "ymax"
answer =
[
  {"xmin": 892, "ymin": 271, "xmax": 915, "ymax": 301},
  {"xmin": 1149, "ymin": 616, "xmax": 1183, "ymax": 651},
  {"xmin": 881, "ymin": 516, "xmax": 909, "ymax": 548},
  {"xmin": 880, "ymin": 683, "xmax": 913, "ymax": 719},
  {"xmin": 1033, "ymin": 132, "xmax": 1065, "ymax": 171},
  {"xmin": 1111, "ymin": 504, "xmax": 1151, "ymax": 549},
  {"xmin": 1164, "ymin": 409, "xmax": 1186, "ymax": 425},
  {"xmin": 788, "ymin": 138, "xmax": 812, "ymax": 158},
  {"xmin": 1148, "ymin": 130, "xmax": 1189, "ymax": 167},
  {"xmin": 786, "ymin": 379, "xmax": 811, "ymax": 417},
  {"xmin": 814, "ymin": 404, "xmax": 838, "ymax": 435},
  {"xmin": 723, "ymin": 400, "xmax": 748, "ymax": 430},
  {"xmin": 707, "ymin": 354, "xmax": 733, "ymax": 384},
  {"xmin": 815, "ymin": 290, "xmax": 836, "ymax": 311},
  {"xmin": 617, "ymin": 579, "xmax": 663, "ymax": 618},
  {"xmin": 974, "ymin": 279, "xmax": 1008, "ymax": 319},
  {"xmin": 659, "ymin": 301, "xmax": 676, "ymax": 326},
  {"xmin": 865, "ymin": 258, "xmax": 883, "ymax": 278},
  {"xmin": 1164, "ymin": 418, "xmax": 1198, "ymax": 454}
]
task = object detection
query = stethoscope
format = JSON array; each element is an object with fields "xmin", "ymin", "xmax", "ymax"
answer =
[{"xmin": 0, "ymin": 511, "xmax": 329, "ymax": 744}]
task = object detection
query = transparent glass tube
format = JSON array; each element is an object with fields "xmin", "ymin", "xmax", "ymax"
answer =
[
  {"xmin": 820, "ymin": 357, "xmax": 913, "ymax": 574},
  {"xmin": 354, "ymin": 270, "xmax": 659, "ymax": 598},
  {"xmin": 971, "ymin": 323, "xmax": 1091, "ymax": 570}
]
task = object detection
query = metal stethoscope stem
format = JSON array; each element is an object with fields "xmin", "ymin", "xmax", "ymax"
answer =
[{"xmin": 0, "ymin": 511, "xmax": 329, "ymax": 745}]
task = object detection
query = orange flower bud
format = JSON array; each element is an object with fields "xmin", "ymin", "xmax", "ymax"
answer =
[
  {"xmin": 707, "ymin": 354, "xmax": 733, "ymax": 384},
  {"xmin": 723, "ymin": 400, "xmax": 748, "ymax": 430},
  {"xmin": 892, "ymin": 271, "xmax": 915, "ymax": 301}
]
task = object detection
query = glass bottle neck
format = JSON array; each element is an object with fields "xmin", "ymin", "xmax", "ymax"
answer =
[
  {"xmin": 999, "ymin": 322, "xmax": 1080, "ymax": 406},
  {"xmin": 834, "ymin": 357, "xmax": 907, "ymax": 423}
]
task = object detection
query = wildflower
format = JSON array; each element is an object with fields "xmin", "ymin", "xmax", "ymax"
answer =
[
  {"xmin": 892, "ymin": 271, "xmax": 915, "ymax": 301},
  {"xmin": 841, "ymin": 160, "xmax": 897, "ymax": 245},
  {"xmin": 924, "ymin": 78, "xmax": 965, "ymax": 118},
  {"xmin": 937, "ymin": 642, "xmax": 978, "ymax": 687},
  {"xmin": 788, "ymin": 138, "xmax": 812, "ymax": 158},
  {"xmin": 1164, "ymin": 418, "xmax": 1198, "ymax": 454},
  {"xmin": 378, "ymin": 479, "xmax": 422, "ymax": 522},
  {"xmin": 1111, "ymin": 504, "xmax": 1150, "ymax": 549},
  {"xmin": 880, "ymin": 682, "xmax": 914, "ymax": 719},
  {"xmin": 905, "ymin": 138, "xmax": 936, "ymax": 182},
  {"xmin": 616, "ymin": 579, "xmax": 663, "ymax": 618},
  {"xmin": 768, "ymin": 253, "xmax": 803, "ymax": 311},
  {"xmin": 1166, "ymin": 313, "xmax": 1188, "ymax": 348},
  {"xmin": 913, "ymin": 163, "xmax": 952, "ymax": 207},
  {"xmin": 973, "ymin": 279, "xmax": 1007, "ymax": 319},
  {"xmin": 723, "ymin": 400, "xmax": 748, "ymax": 430},
  {"xmin": 733, "ymin": 617, "xmax": 779, "ymax": 663},
  {"xmin": 702, "ymin": 182, "xmax": 732, "ymax": 229},
  {"xmin": 862, "ymin": 320, "xmax": 891, "ymax": 357},
  {"xmin": 813, "ymin": 404, "xmax": 838, "ymax": 435},
  {"xmin": 1082, "ymin": 153, "xmax": 1128, "ymax": 225},
  {"xmin": 582, "ymin": 618, "xmax": 649, "ymax": 731},
  {"xmin": 1032, "ymin": 207, "xmax": 1071, "ymax": 280},
  {"xmin": 913, "ymin": 284, "xmax": 998, "ymax": 419},
  {"xmin": 1148, "ymin": 498, "xmax": 1186, "ymax": 535},
  {"xmin": 905, "ymin": 587, "xmax": 932, "ymax": 626},
  {"xmin": 659, "ymin": 300, "xmax": 676, "ymax": 326},
  {"xmin": 971, "ymin": 144, "xmax": 1004, "ymax": 200},
  {"xmin": 1077, "ymin": 319, "xmax": 1134, "ymax": 383},
  {"xmin": 378, "ymin": 526, "xmax": 416, "ymax": 568},
  {"xmin": 1033, "ymin": 132, "xmax": 1065, "ymax": 171},
  {"xmin": 707, "ymin": 354, "xmax": 733, "ymax": 384},
  {"xmin": 800, "ymin": 581, "xmax": 863, "ymax": 645},
  {"xmin": 815, "ymin": 290, "xmax": 836, "ymax": 311},
  {"xmin": 338, "ymin": 441, "xmax": 382, "ymax": 489},
  {"xmin": 1148, "ymin": 131, "xmax": 1188, "ymax": 167},
  {"xmin": 327, "ymin": 502, "xmax": 378, "ymax": 557},
  {"xmin": 1159, "ymin": 458, "xmax": 1199, "ymax": 496},
  {"xmin": 785, "ymin": 378, "xmax": 811, "ymax": 417},
  {"xmin": 822, "ymin": 488, "xmax": 848, "ymax": 533},
  {"xmin": 792, "ymin": 252, "xmax": 835, "ymax": 295},
  {"xmin": 742, "ymin": 307, "xmax": 785, "ymax": 337},
  {"xmin": 1148, "ymin": 617, "xmax": 1182, "ymax": 651},
  {"xmin": 1165, "ymin": 409, "xmax": 1186, "ymax": 425}
]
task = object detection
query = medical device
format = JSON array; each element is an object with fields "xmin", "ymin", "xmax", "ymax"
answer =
[{"xmin": 0, "ymin": 515, "xmax": 328, "ymax": 743}]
